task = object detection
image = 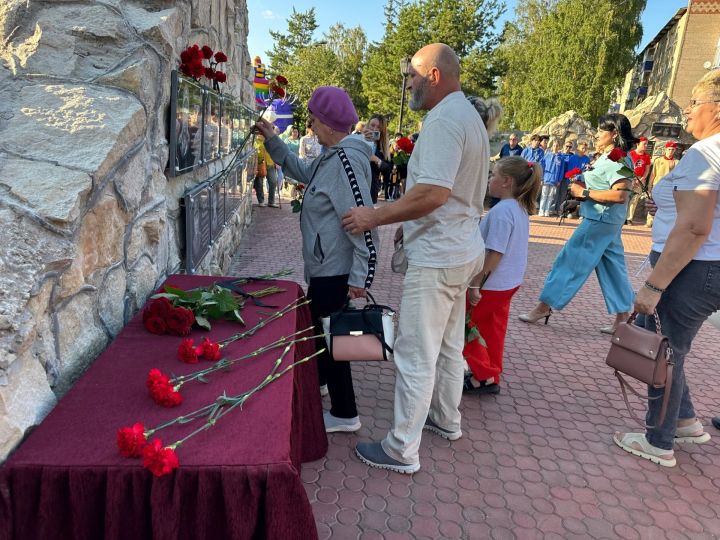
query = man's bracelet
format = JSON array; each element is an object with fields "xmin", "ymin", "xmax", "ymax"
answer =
[
  {"xmin": 643, "ymin": 280, "xmax": 665, "ymax": 294},
  {"xmin": 468, "ymin": 286, "xmax": 482, "ymax": 289}
]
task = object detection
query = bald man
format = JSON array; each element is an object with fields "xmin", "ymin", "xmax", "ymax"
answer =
[{"xmin": 346, "ymin": 43, "xmax": 489, "ymax": 474}]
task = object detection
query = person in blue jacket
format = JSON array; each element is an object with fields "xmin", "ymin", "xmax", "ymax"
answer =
[
  {"xmin": 538, "ymin": 140, "xmax": 565, "ymax": 216},
  {"xmin": 521, "ymin": 134, "xmax": 544, "ymax": 163}
]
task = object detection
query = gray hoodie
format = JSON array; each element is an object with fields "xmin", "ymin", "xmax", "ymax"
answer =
[{"xmin": 265, "ymin": 134, "xmax": 380, "ymax": 289}]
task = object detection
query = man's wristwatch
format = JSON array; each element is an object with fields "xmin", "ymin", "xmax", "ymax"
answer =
[{"xmin": 582, "ymin": 188, "xmax": 590, "ymax": 200}]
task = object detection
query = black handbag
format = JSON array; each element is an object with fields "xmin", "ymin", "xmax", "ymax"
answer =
[{"xmin": 321, "ymin": 293, "xmax": 395, "ymax": 361}]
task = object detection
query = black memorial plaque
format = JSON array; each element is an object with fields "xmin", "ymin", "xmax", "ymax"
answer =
[
  {"xmin": 171, "ymin": 73, "xmax": 204, "ymax": 175},
  {"xmin": 184, "ymin": 183, "xmax": 212, "ymax": 273},
  {"xmin": 202, "ymin": 91, "xmax": 221, "ymax": 162},
  {"xmin": 219, "ymin": 97, "xmax": 233, "ymax": 156},
  {"xmin": 211, "ymin": 177, "xmax": 226, "ymax": 239},
  {"xmin": 651, "ymin": 122, "xmax": 682, "ymax": 139}
]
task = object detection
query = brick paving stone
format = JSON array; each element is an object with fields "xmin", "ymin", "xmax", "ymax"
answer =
[{"xmin": 230, "ymin": 202, "xmax": 720, "ymax": 538}]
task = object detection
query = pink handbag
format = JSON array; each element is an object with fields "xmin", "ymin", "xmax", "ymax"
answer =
[{"xmin": 605, "ymin": 312, "xmax": 674, "ymax": 426}]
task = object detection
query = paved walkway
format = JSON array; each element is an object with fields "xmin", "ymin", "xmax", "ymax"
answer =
[{"xmin": 230, "ymin": 197, "xmax": 720, "ymax": 540}]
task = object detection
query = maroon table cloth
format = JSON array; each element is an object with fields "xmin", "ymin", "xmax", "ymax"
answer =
[{"xmin": 0, "ymin": 276, "xmax": 327, "ymax": 540}]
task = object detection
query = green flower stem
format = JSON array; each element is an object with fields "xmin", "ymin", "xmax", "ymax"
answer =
[
  {"xmin": 218, "ymin": 298, "xmax": 311, "ymax": 347},
  {"xmin": 232, "ymin": 270, "xmax": 293, "ymax": 286},
  {"xmin": 169, "ymin": 328, "xmax": 319, "ymax": 385},
  {"xmin": 168, "ymin": 347, "xmax": 324, "ymax": 449},
  {"xmin": 246, "ymin": 286, "xmax": 285, "ymax": 298}
]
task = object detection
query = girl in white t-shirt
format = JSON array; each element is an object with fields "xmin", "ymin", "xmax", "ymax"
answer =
[{"xmin": 463, "ymin": 156, "xmax": 542, "ymax": 394}]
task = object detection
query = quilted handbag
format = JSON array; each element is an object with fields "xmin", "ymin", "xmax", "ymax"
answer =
[
  {"xmin": 321, "ymin": 293, "xmax": 395, "ymax": 361},
  {"xmin": 605, "ymin": 311, "xmax": 674, "ymax": 427}
]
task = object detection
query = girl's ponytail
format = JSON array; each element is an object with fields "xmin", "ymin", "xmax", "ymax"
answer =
[{"xmin": 494, "ymin": 156, "xmax": 542, "ymax": 215}]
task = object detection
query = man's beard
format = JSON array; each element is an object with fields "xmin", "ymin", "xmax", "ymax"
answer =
[{"xmin": 408, "ymin": 77, "xmax": 429, "ymax": 111}]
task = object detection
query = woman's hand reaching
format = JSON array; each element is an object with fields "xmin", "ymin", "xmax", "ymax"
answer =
[
  {"xmin": 254, "ymin": 118, "xmax": 276, "ymax": 139},
  {"xmin": 348, "ymin": 286, "xmax": 367, "ymax": 299}
]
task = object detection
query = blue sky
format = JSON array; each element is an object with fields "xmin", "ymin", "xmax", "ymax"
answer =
[{"xmin": 247, "ymin": 0, "xmax": 689, "ymax": 61}]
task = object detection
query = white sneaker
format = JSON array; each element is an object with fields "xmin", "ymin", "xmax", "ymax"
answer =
[
  {"xmin": 320, "ymin": 384, "xmax": 329, "ymax": 397},
  {"xmin": 323, "ymin": 411, "xmax": 361, "ymax": 433}
]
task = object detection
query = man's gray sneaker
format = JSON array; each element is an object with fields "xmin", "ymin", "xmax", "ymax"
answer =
[
  {"xmin": 355, "ymin": 442, "xmax": 420, "ymax": 474},
  {"xmin": 323, "ymin": 411, "xmax": 361, "ymax": 433},
  {"xmin": 423, "ymin": 416, "xmax": 462, "ymax": 441}
]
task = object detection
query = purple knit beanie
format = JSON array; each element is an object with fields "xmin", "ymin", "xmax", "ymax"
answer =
[{"xmin": 307, "ymin": 86, "xmax": 359, "ymax": 133}]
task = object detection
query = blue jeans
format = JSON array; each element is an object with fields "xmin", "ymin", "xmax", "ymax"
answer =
[
  {"xmin": 254, "ymin": 165, "xmax": 277, "ymax": 205},
  {"xmin": 639, "ymin": 251, "xmax": 720, "ymax": 449}
]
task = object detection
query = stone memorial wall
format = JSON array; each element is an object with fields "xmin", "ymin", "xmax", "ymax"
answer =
[{"xmin": 0, "ymin": 0, "xmax": 255, "ymax": 458}]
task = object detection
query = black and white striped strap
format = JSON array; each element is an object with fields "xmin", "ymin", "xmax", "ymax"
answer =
[{"xmin": 337, "ymin": 148, "xmax": 377, "ymax": 289}]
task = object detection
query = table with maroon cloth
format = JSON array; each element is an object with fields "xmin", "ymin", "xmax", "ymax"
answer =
[{"xmin": 0, "ymin": 276, "xmax": 328, "ymax": 540}]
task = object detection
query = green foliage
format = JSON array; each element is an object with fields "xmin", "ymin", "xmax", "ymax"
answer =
[
  {"xmin": 267, "ymin": 8, "xmax": 319, "ymax": 74},
  {"xmin": 497, "ymin": 0, "xmax": 646, "ymax": 130},
  {"xmin": 154, "ymin": 285, "xmax": 244, "ymax": 330},
  {"xmin": 362, "ymin": 0, "xmax": 505, "ymax": 134}
]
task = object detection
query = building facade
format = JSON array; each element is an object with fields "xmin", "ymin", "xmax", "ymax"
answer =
[{"xmin": 618, "ymin": 0, "xmax": 720, "ymax": 112}]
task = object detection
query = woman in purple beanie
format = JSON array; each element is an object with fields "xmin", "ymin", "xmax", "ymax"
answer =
[{"xmin": 256, "ymin": 86, "xmax": 380, "ymax": 434}]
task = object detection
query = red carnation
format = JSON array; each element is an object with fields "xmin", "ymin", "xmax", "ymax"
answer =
[
  {"xmin": 201, "ymin": 45, "xmax": 214, "ymax": 59},
  {"xmin": 607, "ymin": 148, "xmax": 626, "ymax": 162},
  {"xmin": 117, "ymin": 423, "xmax": 147, "ymax": 458},
  {"xmin": 297, "ymin": 183, "xmax": 305, "ymax": 190},
  {"xmin": 275, "ymin": 75, "xmax": 288, "ymax": 85},
  {"xmin": 142, "ymin": 439, "xmax": 180, "ymax": 477},
  {"xmin": 214, "ymin": 70, "xmax": 227, "ymax": 83},
  {"xmin": 166, "ymin": 307, "xmax": 195, "ymax": 336},
  {"xmin": 564, "ymin": 167, "xmax": 582, "ymax": 179},
  {"xmin": 214, "ymin": 51, "xmax": 228, "ymax": 63},
  {"xmin": 204, "ymin": 67, "xmax": 215, "ymax": 80},
  {"xmin": 197, "ymin": 338, "xmax": 221, "ymax": 361},
  {"xmin": 396, "ymin": 137, "xmax": 414, "ymax": 154},
  {"xmin": 147, "ymin": 369, "xmax": 183, "ymax": 407},
  {"xmin": 180, "ymin": 49, "xmax": 194, "ymax": 64},
  {"xmin": 177, "ymin": 338, "xmax": 199, "ymax": 363},
  {"xmin": 143, "ymin": 316, "xmax": 167, "ymax": 335},
  {"xmin": 270, "ymin": 84, "xmax": 285, "ymax": 98}
]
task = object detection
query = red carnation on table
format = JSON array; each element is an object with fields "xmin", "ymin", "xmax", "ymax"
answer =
[
  {"xmin": 214, "ymin": 51, "xmax": 228, "ymax": 63},
  {"xmin": 196, "ymin": 338, "xmax": 222, "ymax": 361},
  {"xmin": 214, "ymin": 70, "xmax": 227, "ymax": 83},
  {"xmin": 607, "ymin": 148, "xmax": 627, "ymax": 162},
  {"xmin": 564, "ymin": 167, "xmax": 582, "ymax": 179},
  {"xmin": 147, "ymin": 369, "xmax": 183, "ymax": 407},
  {"xmin": 395, "ymin": 137, "xmax": 414, "ymax": 154},
  {"xmin": 117, "ymin": 423, "xmax": 148, "ymax": 458},
  {"xmin": 142, "ymin": 439, "xmax": 180, "ymax": 477},
  {"xmin": 201, "ymin": 45, "xmax": 214, "ymax": 59},
  {"xmin": 177, "ymin": 338, "xmax": 199, "ymax": 364}
]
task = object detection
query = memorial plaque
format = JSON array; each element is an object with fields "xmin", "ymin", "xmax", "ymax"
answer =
[
  {"xmin": 184, "ymin": 183, "xmax": 212, "ymax": 273},
  {"xmin": 211, "ymin": 176, "xmax": 226, "ymax": 239},
  {"xmin": 171, "ymin": 73, "xmax": 204, "ymax": 175},
  {"xmin": 202, "ymin": 91, "xmax": 221, "ymax": 162},
  {"xmin": 651, "ymin": 122, "xmax": 682, "ymax": 139},
  {"xmin": 219, "ymin": 97, "xmax": 233, "ymax": 156}
]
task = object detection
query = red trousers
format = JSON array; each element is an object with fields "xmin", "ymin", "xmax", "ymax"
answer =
[{"xmin": 463, "ymin": 287, "xmax": 519, "ymax": 385}]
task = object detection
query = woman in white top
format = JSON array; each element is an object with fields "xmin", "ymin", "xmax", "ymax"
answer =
[
  {"xmin": 299, "ymin": 123, "xmax": 322, "ymax": 162},
  {"xmin": 614, "ymin": 69, "xmax": 720, "ymax": 467}
]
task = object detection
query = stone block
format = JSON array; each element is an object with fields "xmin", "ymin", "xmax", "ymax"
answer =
[
  {"xmin": 126, "ymin": 209, "xmax": 166, "ymax": 263},
  {"xmin": 0, "ymin": 353, "xmax": 57, "ymax": 459},
  {"xmin": 98, "ymin": 265, "xmax": 127, "ymax": 337},
  {"xmin": 113, "ymin": 145, "xmax": 151, "ymax": 212},
  {"xmin": 0, "ymin": 156, "xmax": 92, "ymax": 225},
  {"xmin": 78, "ymin": 195, "xmax": 127, "ymax": 277},
  {"xmin": 1, "ymin": 84, "xmax": 146, "ymax": 181},
  {"xmin": 54, "ymin": 292, "xmax": 108, "ymax": 394},
  {"xmin": 128, "ymin": 256, "xmax": 160, "ymax": 311}
]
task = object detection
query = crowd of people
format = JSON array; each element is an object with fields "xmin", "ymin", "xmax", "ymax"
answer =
[{"xmin": 254, "ymin": 43, "xmax": 720, "ymax": 472}]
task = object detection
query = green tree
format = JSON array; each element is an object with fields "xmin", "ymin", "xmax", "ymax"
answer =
[
  {"xmin": 497, "ymin": 0, "xmax": 646, "ymax": 130},
  {"xmin": 267, "ymin": 8, "xmax": 318, "ymax": 74},
  {"xmin": 362, "ymin": 0, "xmax": 505, "ymax": 134}
]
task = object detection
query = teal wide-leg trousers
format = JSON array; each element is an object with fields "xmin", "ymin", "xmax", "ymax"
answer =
[{"xmin": 539, "ymin": 218, "xmax": 634, "ymax": 314}]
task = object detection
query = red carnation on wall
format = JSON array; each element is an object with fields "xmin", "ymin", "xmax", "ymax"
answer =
[
  {"xmin": 214, "ymin": 70, "xmax": 227, "ymax": 83},
  {"xmin": 201, "ymin": 45, "xmax": 214, "ymax": 59},
  {"xmin": 214, "ymin": 51, "xmax": 228, "ymax": 63}
]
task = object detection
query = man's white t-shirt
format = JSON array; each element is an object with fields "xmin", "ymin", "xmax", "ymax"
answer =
[
  {"xmin": 403, "ymin": 91, "xmax": 489, "ymax": 267},
  {"xmin": 652, "ymin": 132, "xmax": 720, "ymax": 260},
  {"xmin": 480, "ymin": 199, "xmax": 529, "ymax": 291}
]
